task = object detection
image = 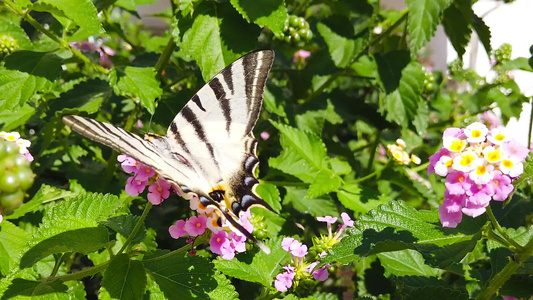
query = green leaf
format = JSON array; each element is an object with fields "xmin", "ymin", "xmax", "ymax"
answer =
[
  {"xmin": 143, "ymin": 251, "xmax": 234, "ymax": 300},
  {"xmin": 513, "ymin": 155, "xmax": 533, "ymax": 190},
  {"xmin": 471, "ymin": 12, "xmax": 491, "ymax": 56},
  {"xmin": 206, "ymin": 272, "xmax": 239, "ymax": 300},
  {"xmin": 101, "ymin": 215, "xmax": 147, "ymax": 244},
  {"xmin": 317, "ymin": 22, "xmax": 367, "ymax": 68},
  {"xmin": 269, "ymin": 122, "xmax": 329, "ymax": 183},
  {"xmin": 336, "ymin": 183, "xmax": 383, "ymax": 215},
  {"xmin": 322, "ymin": 201, "xmax": 482, "ymax": 266},
  {"xmin": 377, "ymin": 249, "xmax": 439, "ymax": 277},
  {"xmin": 250, "ymin": 207, "xmax": 286, "ymax": 238},
  {"xmin": 214, "ymin": 237, "xmax": 291, "ymax": 286},
  {"xmin": 40, "ymin": 0, "xmax": 105, "ymax": 41},
  {"xmin": 172, "ymin": 2, "xmax": 261, "ymax": 80},
  {"xmin": 375, "ymin": 51, "xmax": 411, "ymax": 93},
  {"xmin": 295, "ymin": 100, "xmax": 342, "ymax": 135},
  {"xmin": 329, "ymin": 157, "xmax": 352, "ymax": 176},
  {"xmin": 0, "ymin": 221, "xmax": 31, "ymax": 275},
  {"xmin": 412, "ymin": 100, "xmax": 429, "ymax": 135},
  {"xmin": 486, "ymin": 226, "xmax": 533, "ymax": 274},
  {"xmin": 1, "ymin": 279, "xmax": 68, "ymax": 299},
  {"xmin": 307, "ymin": 170, "xmax": 342, "ymax": 198},
  {"xmin": 20, "ymin": 226, "xmax": 110, "ymax": 268},
  {"xmin": 0, "ymin": 21, "xmax": 33, "ymax": 50},
  {"xmin": 263, "ymin": 86, "xmax": 287, "ymax": 118},
  {"xmin": 49, "ymin": 79, "xmax": 112, "ymax": 115},
  {"xmin": 442, "ymin": 0, "xmax": 472, "ymax": 59},
  {"xmin": 405, "ymin": 0, "xmax": 453, "ymax": 53},
  {"xmin": 230, "ymin": 0, "xmax": 287, "ymax": 36},
  {"xmin": 102, "ymin": 254, "xmax": 147, "ymax": 300},
  {"xmin": 6, "ymin": 184, "xmax": 76, "ymax": 220},
  {"xmin": 0, "ymin": 70, "xmax": 48, "ymax": 111},
  {"xmin": 500, "ymin": 57, "xmax": 533, "ymax": 72},
  {"xmin": 109, "ymin": 67, "xmax": 162, "ymax": 115},
  {"xmin": 383, "ymin": 61, "xmax": 425, "ymax": 130},
  {"xmin": 284, "ymin": 187, "xmax": 339, "ymax": 218},
  {"xmin": 0, "ymin": 104, "xmax": 36, "ymax": 131},
  {"xmin": 255, "ymin": 183, "xmax": 282, "ymax": 212}
]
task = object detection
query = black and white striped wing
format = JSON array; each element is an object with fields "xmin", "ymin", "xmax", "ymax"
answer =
[{"xmin": 166, "ymin": 50, "xmax": 275, "ymax": 215}]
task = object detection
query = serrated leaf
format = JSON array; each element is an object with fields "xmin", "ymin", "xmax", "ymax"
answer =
[
  {"xmin": 172, "ymin": 2, "xmax": 261, "ymax": 81},
  {"xmin": 6, "ymin": 184, "xmax": 76, "ymax": 220},
  {"xmin": 375, "ymin": 51, "xmax": 410, "ymax": 93},
  {"xmin": 269, "ymin": 122, "xmax": 329, "ymax": 183},
  {"xmin": 1, "ymin": 279, "xmax": 68, "ymax": 300},
  {"xmin": 0, "ymin": 104, "xmax": 36, "ymax": 131},
  {"xmin": 20, "ymin": 226, "xmax": 109, "ymax": 268},
  {"xmin": 40, "ymin": 0, "xmax": 105, "ymax": 41},
  {"xmin": 295, "ymin": 100, "xmax": 342, "ymax": 135},
  {"xmin": 471, "ymin": 12, "xmax": 491, "ymax": 56},
  {"xmin": 48, "ymin": 79, "xmax": 112, "ymax": 115},
  {"xmin": 330, "ymin": 157, "xmax": 352, "ymax": 175},
  {"xmin": 255, "ymin": 183, "xmax": 282, "ymax": 212},
  {"xmin": 322, "ymin": 201, "xmax": 482, "ymax": 266},
  {"xmin": 0, "ymin": 70, "xmax": 48, "ymax": 111},
  {"xmin": 109, "ymin": 67, "xmax": 162, "ymax": 114},
  {"xmin": 101, "ymin": 215, "xmax": 147, "ymax": 244},
  {"xmin": 405, "ymin": 0, "xmax": 452, "ymax": 53},
  {"xmin": 412, "ymin": 100, "xmax": 429, "ymax": 135},
  {"xmin": 307, "ymin": 170, "xmax": 342, "ymax": 198},
  {"xmin": 0, "ymin": 221, "xmax": 31, "ymax": 274},
  {"xmin": 214, "ymin": 237, "xmax": 291, "ymax": 286},
  {"xmin": 487, "ymin": 226, "xmax": 533, "ymax": 274},
  {"xmin": 383, "ymin": 61, "xmax": 425, "ymax": 129},
  {"xmin": 442, "ymin": 0, "xmax": 472, "ymax": 59},
  {"xmin": 513, "ymin": 154, "xmax": 533, "ymax": 190},
  {"xmin": 230, "ymin": 0, "xmax": 287, "ymax": 36},
  {"xmin": 500, "ymin": 57, "xmax": 533, "ymax": 72},
  {"xmin": 377, "ymin": 249, "xmax": 439, "ymax": 277},
  {"xmin": 336, "ymin": 183, "xmax": 383, "ymax": 215},
  {"xmin": 207, "ymin": 272, "xmax": 239, "ymax": 300},
  {"xmin": 102, "ymin": 254, "xmax": 146, "ymax": 300},
  {"xmin": 284, "ymin": 187, "xmax": 339, "ymax": 218},
  {"xmin": 317, "ymin": 22, "xmax": 367, "ymax": 68},
  {"xmin": 143, "ymin": 251, "xmax": 229, "ymax": 300}
]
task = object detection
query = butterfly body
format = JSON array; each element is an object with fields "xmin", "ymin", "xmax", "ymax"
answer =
[{"xmin": 63, "ymin": 50, "xmax": 275, "ymax": 252}]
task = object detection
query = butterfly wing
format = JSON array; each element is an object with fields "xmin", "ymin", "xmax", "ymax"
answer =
[{"xmin": 165, "ymin": 50, "xmax": 275, "ymax": 215}]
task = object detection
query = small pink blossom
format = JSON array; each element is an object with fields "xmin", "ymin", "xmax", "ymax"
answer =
[
  {"xmin": 462, "ymin": 201, "xmax": 489, "ymax": 218},
  {"xmin": 274, "ymin": 267, "xmax": 295, "ymax": 292},
  {"xmin": 341, "ymin": 212, "xmax": 354, "ymax": 227},
  {"xmin": 169, "ymin": 220, "xmax": 187, "ymax": 238},
  {"xmin": 230, "ymin": 231, "xmax": 247, "ymax": 253},
  {"xmin": 118, "ymin": 155, "xmax": 139, "ymax": 173},
  {"xmin": 184, "ymin": 215, "xmax": 207, "ymax": 237},
  {"xmin": 503, "ymin": 140, "xmax": 530, "ymax": 161},
  {"xmin": 281, "ymin": 237, "xmax": 296, "ymax": 252},
  {"xmin": 467, "ymin": 182, "xmax": 494, "ymax": 206},
  {"xmin": 293, "ymin": 50, "xmax": 311, "ymax": 63},
  {"xmin": 210, "ymin": 231, "xmax": 229, "ymax": 255},
  {"xmin": 260, "ymin": 132, "xmax": 270, "ymax": 140},
  {"xmin": 312, "ymin": 265, "xmax": 330, "ymax": 281},
  {"xmin": 490, "ymin": 171, "xmax": 514, "ymax": 201},
  {"xmin": 289, "ymin": 241, "xmax": 308, "ymax": 258},
  {"xmin": 317, "ymin": 216, "xmax": 338, "ymax": 224},
  {"xmin": 239, "ymin": 210, "xmax": 254, "ymax": 234},
  {"xmin": 445, "ymin": 172, "xmax": 471, "ymax": 195},
  {"xmin": 125, "ymin": 176, "xmax": 148, "ymax": 196},
  {"xmin": 439, "ymin": 192, "xmax": 466, "ymax": 228},
  {"xmin": 147, "ymin": 178, "xmax": 172, "ymax": 205},
  {"xmin": 428, "ymin": 147, "xmax": 450, "ymax": 174},
  {"xmin": 135, "ymin": 165, "xmax": 156, "ymax": 181}
]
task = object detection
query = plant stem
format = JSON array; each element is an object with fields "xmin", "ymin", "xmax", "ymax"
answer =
[
  {"xmin": 52, "ymin": 260, "xmax": 110, "ymax": 282},
  {"xmin": 485, "ymin": 206, "xmax": 524, "ymax": 251},
  {"xmin": 365, "ymin": 131, "xmax": 382, "ymax": 174},
  {"xmin": 1, "ymin": 0, "xmax": 109, "ymax": 75},
  {"xmin": 155, "ymin": 38, "xmax": 176, "ymax": 77},
  {"xmin": 476, "ymin": 236, "xmax": 533, "ymax": 299},
  {"xmin": 142, "ymin": 237, "xmax": 207, "ymax": 263},
  {"xmin": 117, "ymin": 202, "xmax": 153, "ymax": 255}
]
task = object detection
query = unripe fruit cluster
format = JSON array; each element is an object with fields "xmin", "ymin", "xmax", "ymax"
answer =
[
  {"xmin": 423, "ymin": 70, "xmax": 436, "ymax": 93},
  {"xmin": 0, "ymin": 139, "xmax": 34, "ymax": 214},
  {"xmin": 249, "ymin": 213, "xmax": 269, "ymax": 240},
  {"xmin": 281, "ymin": 15, "xmax": 313, "ymax": 45},
  {"xmin": 0, "ymin": 34, "xmax": 18, "ymax": 57},
  {"xmin": 494, "ymin": 43, "xmax": 512, "ymax": 65}
]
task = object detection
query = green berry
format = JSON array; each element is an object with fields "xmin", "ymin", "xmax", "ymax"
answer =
[
  {"xmin": 0, "ymin": 173, "xmax": 19, "ymax": 193},
  {"xmin": 289, "ymin": 15, "xmax": 299, "ymax": 28},
  {"xmin": 291, "ymin": 32, "xmax": 301, "ymax": 43},
  {"xmin": 0, "ymin": 190, "xmax": 24, "ymax": 212},
  {"xmin": 17, "ymin": 169, "xmax": 34, "ymax": 190}
]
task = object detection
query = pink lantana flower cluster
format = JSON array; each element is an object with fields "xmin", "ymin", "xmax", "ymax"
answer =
[
  {"xmin": 428, "ymin": 122, "xmax": 530, "ymax": 227},
  {"xmin": 274, "ymin": 213, "xmax": 355, "ymax": 293},
  {"xmin": 117, "ymin": 155, "xmax": 173, "ymax": 205},
  {"xmin": 0, "ymin": 131, "xmax": 33, "ymax": 162},
  {"xmin": 169, "ymin": 206, "xmax": 255, "ymax": 260},
  {"xmin": 118, "ymin": 154, "xmax": 258, "ymax": 259}
]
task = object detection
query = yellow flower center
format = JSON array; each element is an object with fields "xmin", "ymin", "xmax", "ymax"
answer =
[
  {"xmin": 472, "ymin": 130, "xmax": 481, "ymax": 138},
  {"xmin": 502, "ymin": 159, "xmax": 513, "ymax": 168},
  {"xmin": 450, "ymin": 139, "xmax": 466, "ymax": 152},
  {"xmin": 7, "ymin": 136, "xmax": 15, "ymax": 141},
  {"xmin": 445, "ymin": 160, "xmax": 453, "ymax": 168},
  {"xmin": 460, "ymin": 155, "xmax": 475, "ymax": 166},
  {"xmin": 487, "ymin": 151, "xmax": 500, "ymax": 162},
  {"xmin": 476, "ymin": 165, "xmax": 487, "ymax": 175},
  {"xmin": 495, "ymin": 133, "xmax": 505, "ymax": 141}
]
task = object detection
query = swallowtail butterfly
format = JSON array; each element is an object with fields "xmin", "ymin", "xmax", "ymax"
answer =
[{"xmin": 63, "ymin": 50, "xmax": 275, "ymax": 253}]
